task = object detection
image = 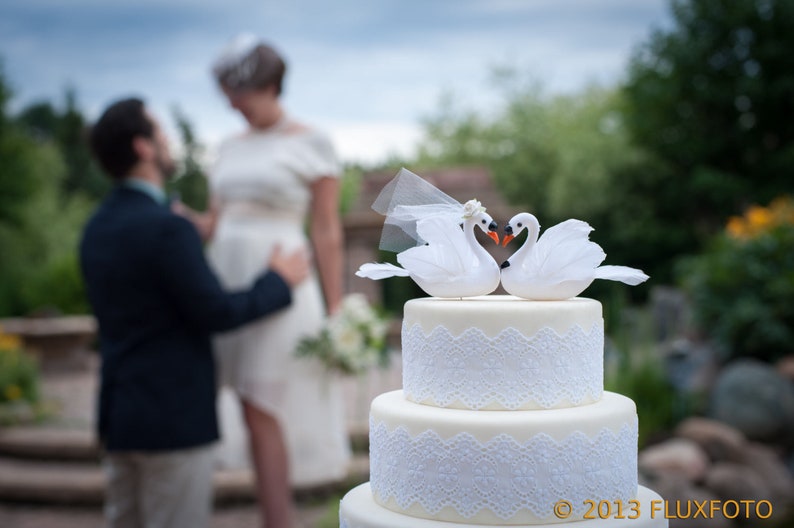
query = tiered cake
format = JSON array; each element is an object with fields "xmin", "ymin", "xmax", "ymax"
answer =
[{"xmin": 340, "ymin": 295, "xmax": 667, "ymax": 527}]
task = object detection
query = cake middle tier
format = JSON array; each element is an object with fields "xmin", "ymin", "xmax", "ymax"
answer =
[
  {"xmin": 370, "ymin": 390, "xmax": 638, "ymax": 525},
  {"xmin": 402, "ymin": 295, "xmax": 604, "ymax": 410}
]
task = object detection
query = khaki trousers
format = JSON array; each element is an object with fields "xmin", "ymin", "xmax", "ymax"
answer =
[{"xmin": 103, "ymin": 444, "xmax": 215, "ymax": 528}]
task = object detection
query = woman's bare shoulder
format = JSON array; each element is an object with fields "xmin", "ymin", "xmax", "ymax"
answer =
[{"xmin": 283, "ymin": 120, "xmax": 311, "ymax": 135}]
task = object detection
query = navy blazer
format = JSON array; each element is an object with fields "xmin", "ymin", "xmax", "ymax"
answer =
[{"xmin": 79, "ymin": 186, "xmax": 292, "ymax": 451}]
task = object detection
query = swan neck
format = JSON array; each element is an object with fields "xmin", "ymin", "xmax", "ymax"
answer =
[
  {"xmin": 463, "ymin": 219, "xmax": 489, "ymax": 259},
  {"xmin": 515, "ymin": 221, "xmax": 539, "ymax": 259}
]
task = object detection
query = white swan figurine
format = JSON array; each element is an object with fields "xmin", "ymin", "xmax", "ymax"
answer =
[
  {"xmin": 500, "ymin": 212, "xmax": 649, "ymax": 300},
  {"xmin": 357, "ymin": 199, "xmax": 502, "ymax": 298}
]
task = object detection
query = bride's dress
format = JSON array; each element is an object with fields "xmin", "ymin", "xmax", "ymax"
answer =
[{"xmin": 207, "ymin": 118, "xmax": 351, "ymax": 486}]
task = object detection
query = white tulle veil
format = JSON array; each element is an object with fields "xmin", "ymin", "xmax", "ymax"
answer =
[{"xmin": 372, "ymin": 168, "xmax": 464, "ymax": 253}]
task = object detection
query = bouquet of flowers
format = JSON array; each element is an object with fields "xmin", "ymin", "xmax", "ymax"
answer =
[{"xmin": 296, "ymin": 294, "xmax": 390, "ymax": 375}]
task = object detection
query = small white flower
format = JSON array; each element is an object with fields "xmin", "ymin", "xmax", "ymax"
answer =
[
  {"xmin": 462, "ymin": 199, "xmax": 485, "ymax": 219},
  {"xmin": 329, "ymin": 319, "xmax": 363, "ymax": 354},
  {"xmin": 295, "ymin": 293, "xmax": 389, "ymax": 375},
  {"xmin": 343, "ymin": 293, "xmax": 375, "ymax": 323}
]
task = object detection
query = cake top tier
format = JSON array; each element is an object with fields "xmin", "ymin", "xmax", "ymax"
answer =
[
  {"xmin": 404, "ymin": 295, "xmax": 602, "ymax": 338},
  {"xmin": 401, "ymin": 295, "xmax": 605, "ymax": 410}
]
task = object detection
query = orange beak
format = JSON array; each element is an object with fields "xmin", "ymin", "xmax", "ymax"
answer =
[
  {"xmin": 501, "ymin": 234, "xmax": 515, "ymax": 247},
  {"xmin": 488, "ymin": 231, "xmax": 500, "ymax": 244}
]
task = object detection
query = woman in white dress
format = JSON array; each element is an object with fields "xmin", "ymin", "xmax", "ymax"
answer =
[{"xmin": 199, "ymin": 35, "xmax": 350, "ymax": 528}]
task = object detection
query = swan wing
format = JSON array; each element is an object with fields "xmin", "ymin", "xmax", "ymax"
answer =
[
  {"xmin": 527, "ymin": 220, "xmax": 592, "ymax": 270},
  {"xmin": 413, "ymin": 215, "xmax": 470, "ymax": 274},
  {"xmin": 594, "ymin": 265, "xmax": 649, "ymax": 285},
  {"xmin": 396, "ymin": 215, "xmax": 473, "ymax": 282},
  {"xmin": 398, "ymin": 244, "xmax": 460, "ymax": 282},
  {"xmin": 540, "ymin": 219, "xmax": 593, "ymax": 245},
  {"xmin": 356, "ymin": 262, "xmax": 410, "ymax": 279},
  {"xmin": 525, "ymin": 220, "xmax": 605, "ymax": 278}
]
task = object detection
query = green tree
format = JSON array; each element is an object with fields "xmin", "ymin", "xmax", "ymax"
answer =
[
  {"xmin": 15, "ymin": 88, "xmax": 108, "ymax": 201},
  {"xmin": 58, "ymin": 89, "xmax": 108, "ymax": 200},
  {"xmin": 623, "ymin": 0, "xmax": 794, "ymax": 241},
  {"xmin": 417, "ymin": 75, "xmax": 648, "ymax": 223},
  {"xmin": 415, "ymin": 75, "xmax": 658, "ymax": 291},
  {"xmin": 0, "ymin": 67, "xmax": 40, "ymax": 228},
  {"xmin": 0, "ymin": 67, "xmax": 91, "ymax": 316},
  {"xmin": 167, "ymin": 106, "xmax": 209, "ymax": 211}
]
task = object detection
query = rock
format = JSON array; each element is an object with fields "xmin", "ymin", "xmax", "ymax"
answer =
[
  {"xmin": 705, "ymin": 462, "xmax": 771, "ymax": 502},
  {"xmin": 648, "ymin": 475, "xmax": 735, "ymax": 528},
  {"xmin": 639, "ymin": 438, "xmax": 710, "ymax": 483},
  {"xmin": 674, "ymin": 417, "xmax": 747, "ymax": 462},
  {"xmin": 705, "ymin": 461, "xmax": 783, "ymax": 524},
  {"xmin": 777, "ymin": 355, "xmax": 794, "ymax": 382},
  {"xmin": 651, "ymin": 286, "xmax": 690, "ymax": 343},
  {"xmin": 739, "ymin": 443, "xmax": 794, "ymax": 506},
  {"xmin": 709, "ymin": 359, "xmax": 794, "ymax": 446},
  {"xmin": 663, "ymin": 338, "xmax": 720, "ymax": 395}
]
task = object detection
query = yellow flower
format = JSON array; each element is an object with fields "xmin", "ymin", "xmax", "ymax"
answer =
[
  {"xmin": 4, "ymin": 384, "xmax": 22, "ymax": 402},
  {"xmin": 728, "ymin": 197, "xmax": 794, "ymax": 240},
  {"xmin": 0, "ymin": 333, "xmax": 22, "ymax": 351},
  {"xmin": 746, "ymin": 205, "xmax": 774, "ymax": 232},
  {"xmin": 726, "ymin": 216, "xmax": 748, "ymax": 239}
]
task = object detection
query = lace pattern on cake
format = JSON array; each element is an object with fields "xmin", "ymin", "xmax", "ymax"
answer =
[
  {"xmin": 370, "ymin": 418, "xmax": 637, "ymax": 522},
  {"xmin": 402, "ymin": 323, "xmax": 603, "ymax": 409}
]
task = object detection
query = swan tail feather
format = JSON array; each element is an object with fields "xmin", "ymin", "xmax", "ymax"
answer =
[
  {"xmin": 356, "ymin": 262, "xmax": 410, "ymax": 280},
  {"xmin": 594, "ymin": 265, "xmax": 649, "ymax": 285}
]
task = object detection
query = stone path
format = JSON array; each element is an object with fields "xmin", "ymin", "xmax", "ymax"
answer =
[
  {"xmin": 0, "ymin": 501, "xmax": 332, "ymax": 528},
  {"xmin": 0, "ymin": 349, "xmax": 403, "ymax": 527}
]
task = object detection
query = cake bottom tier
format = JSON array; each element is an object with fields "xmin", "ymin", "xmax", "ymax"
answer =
[{"xmin": 341, "ymin": 483, "xmax": 668, "ymax": 528}]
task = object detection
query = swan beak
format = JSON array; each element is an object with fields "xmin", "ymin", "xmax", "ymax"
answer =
[
  {"xmin": 487, "ymin": 231, "xmax": 500, "ymax": 244},
  {"xmin": 501, "ymin": 234, "xmax": 515, "ymax": 247}
]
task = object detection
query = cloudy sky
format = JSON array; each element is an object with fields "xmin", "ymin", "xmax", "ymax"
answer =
[{"xmin": 1, "ymin": 0, "xmax": 671, "ymax": 165}]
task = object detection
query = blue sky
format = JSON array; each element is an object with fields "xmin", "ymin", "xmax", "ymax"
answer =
[{"xmin": 0, "ymin": 0, "xmax": 671, "ymax": 165}]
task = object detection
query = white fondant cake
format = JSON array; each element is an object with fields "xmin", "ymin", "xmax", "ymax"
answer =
[
  {"xmin": 342, "ymin": 483, "xmax": 667, "ymax": 528},
  {"xmin": 370, "ymin": 390, "xmax": 637, "ymax": 524},
  {"xmin": 340, "ymin": 296, "xmax": 667, "ymax": 527},
  {"xmin": 403, "ymin": 296, "xmax": 604, "ymax": 410}
]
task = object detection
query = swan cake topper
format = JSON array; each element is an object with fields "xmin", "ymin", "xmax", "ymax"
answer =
[
  {"xmin": 355, "ymin": 168, "xmax": 501, "ymax": 298},
  {"xmin": 500, "ymin": 212, "xmax": 649, "ymax": 300}
]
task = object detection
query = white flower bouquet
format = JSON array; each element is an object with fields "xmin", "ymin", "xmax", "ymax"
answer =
[{"xmin": 296, "ymin": 294, "xmax": 390, "ymax": 375}]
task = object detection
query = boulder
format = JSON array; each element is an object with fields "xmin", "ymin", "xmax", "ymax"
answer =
[
  {"xmin": 674, "ymin": 416, "xmax": 746, "ymax": 462},
  {"xmin": 777, "ymin": 355, "xmax": 794, "ymax": 382},
  {"xmin": 705, "ymin": 461, "xmax": 781, "ymax": 524},
  {"xmin": 663, "ymin": 337, "xmax": 720, "ymax": 395},
  {"xmin": 709, "ymin": 359, "xmax": 794, "ymax": 446},
  {"xmin": 705, "ymin": 461, "xmax": 771, "ymax": 502},
  {"xmin": 739, "ymin": 443, "xmax": 794, "ymax": 507},
  {"xmin": 639, "ymin": 438, "xmax": 710, "ymax": 483},
  {"xmin": 648, "ymin": 475, "xmax": 735, "ymax": 528}
]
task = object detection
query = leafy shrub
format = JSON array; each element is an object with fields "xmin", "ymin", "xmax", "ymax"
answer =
[
  {"xmin": 21, "ymin": 252, "xmax": 89, "ymax": 316},
  {"xmin": 604, "ymin": 307, "xmax": 684, "ymax": 447},
  {"xmin": 678, "ymin": 197, "xmax": 794, "ymax": 363},
  {"xmin": 0, "ymin": 326, "xmax": 44, "ymax": 425},
  {"xmin": 605, "ymin": 345, "xmax": 678, "ymax": 448}
]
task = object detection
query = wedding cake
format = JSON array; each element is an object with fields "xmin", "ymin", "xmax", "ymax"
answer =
[
  {"xmin": 339, "ymin": 295, "xmax": 667, "ymax": 527},
  {"xmin": 345, "ymin": 168, "xmax": 664, "ymax": 527}
]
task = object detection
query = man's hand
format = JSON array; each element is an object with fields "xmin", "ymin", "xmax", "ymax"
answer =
[{"xmin": 268, "ymin": 245, "xmax": 311, "ymax": 287}]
